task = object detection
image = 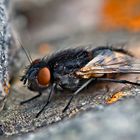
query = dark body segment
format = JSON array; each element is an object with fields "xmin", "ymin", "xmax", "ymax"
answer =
[
  {"xmin": 45, "ymin": 47, "xmax": 131, "ymax": 90},
  {"xmin": 46, "ymin": 48, "xmax": 92, "ymax": 90},
  {"xmin": 91, "ymin": 46, "xmax": 132, "ymax": 57}
]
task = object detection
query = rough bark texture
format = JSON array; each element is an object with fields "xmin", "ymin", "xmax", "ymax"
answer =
[{"xmin": 0, "ymin": 0, "xmax": 11, "ymax": 108}]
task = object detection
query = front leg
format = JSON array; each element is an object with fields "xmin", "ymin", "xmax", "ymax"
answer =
[{"xmin": 36, "ymin": 83, "xmax": 56, "ymax": 118}]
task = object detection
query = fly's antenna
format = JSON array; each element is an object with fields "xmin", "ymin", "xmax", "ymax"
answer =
[
  {"xmin": 28, "ymin": 51, "xmax": 33, "ymax": 62},
  {"xmin": 18, "ymin": 40, "xmax": 33, "ymax": 64}
]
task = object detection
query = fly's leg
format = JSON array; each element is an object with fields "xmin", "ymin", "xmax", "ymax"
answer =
[
  {"xmin": 96, "ymin": 78, "xmax": 140, "ymax": 86},
  {"xmin": 20, "ymin": 92, "xmax": 42, "ymax": 105},
  {"xmin": 63, "ymin": 77, "xmax": 140, "ymax": 112},
  {"xmin": 36, "ymin": 83, "xmax": 56, "ymax": 118},
  {"xmin": 63, "ymin": 78, "xmax": 95, "ymax": 112}
]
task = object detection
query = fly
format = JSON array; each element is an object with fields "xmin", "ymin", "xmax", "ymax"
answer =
[{"xmin": 20, "ymin": 46, "xmax": 140, "ymax": 117}]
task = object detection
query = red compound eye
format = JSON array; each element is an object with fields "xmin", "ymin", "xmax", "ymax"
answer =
[{"xmin": 37, "ymin": 67, "xmax": 51, "ymax": 86}]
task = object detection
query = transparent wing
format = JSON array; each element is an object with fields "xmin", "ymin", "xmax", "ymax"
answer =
[{"xmin": 76, "ymin": 50, "xmax": 140, "ymax": 78}]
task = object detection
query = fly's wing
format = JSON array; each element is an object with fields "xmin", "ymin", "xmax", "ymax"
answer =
[{"xmin": 76, "ymin": 49, "xmax": 140, "ymax": 79}]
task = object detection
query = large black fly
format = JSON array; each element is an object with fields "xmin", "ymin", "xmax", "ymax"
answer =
[{"xmin": 20, "ymin": 46, "xmax": 140, "ymax": 117}]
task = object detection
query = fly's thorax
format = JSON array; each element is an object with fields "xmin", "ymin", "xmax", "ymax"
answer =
[{"xmin": 54, "ymin": 73, "xmax": 81, "ymax": 91}]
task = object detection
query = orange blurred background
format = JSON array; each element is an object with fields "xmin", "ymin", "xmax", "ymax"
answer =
[{"xmin": 101, "ymin": 0, "xmax": 140, "ymax": 31}]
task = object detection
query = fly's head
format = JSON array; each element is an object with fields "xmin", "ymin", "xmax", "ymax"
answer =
[{"xmin": 21, "ymin": 59, "xmax": 51, "ymax": 92}]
